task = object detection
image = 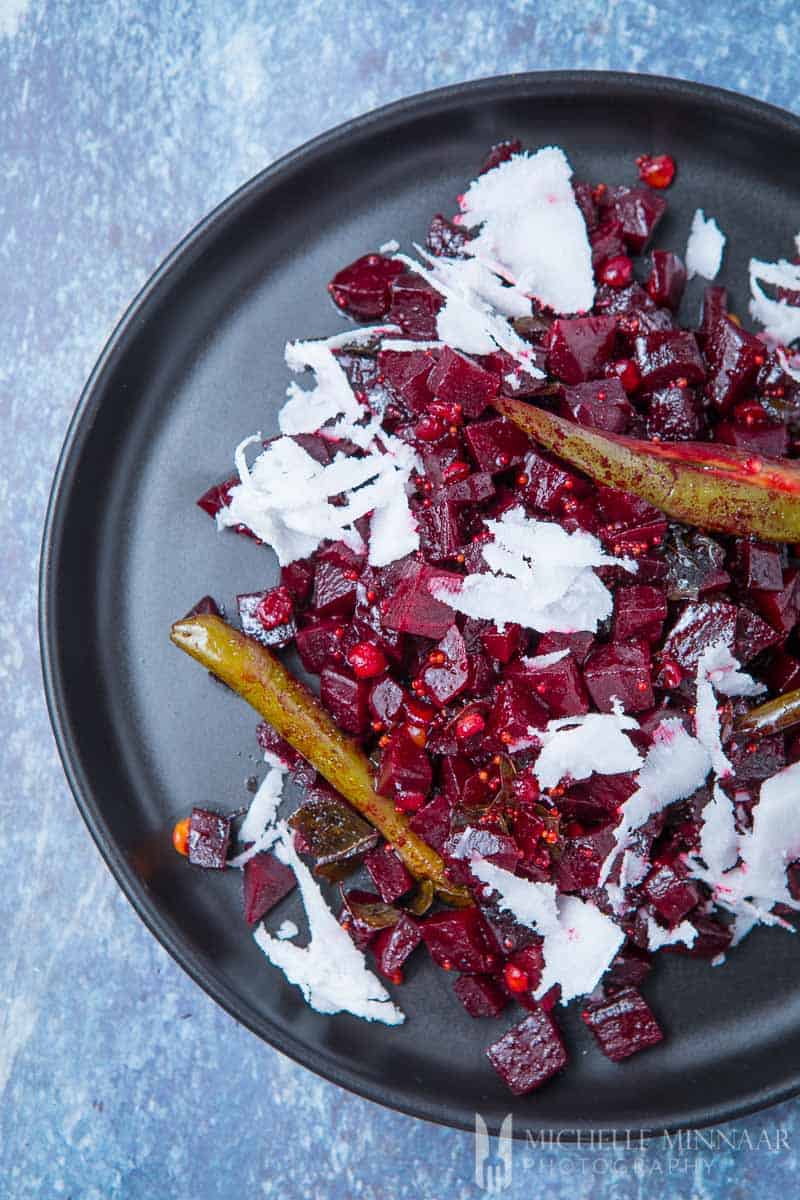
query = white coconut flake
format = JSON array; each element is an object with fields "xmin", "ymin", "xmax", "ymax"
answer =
[
  {"xmin": 685, "ymin": 209, "xmax": 726, "ymax": 281},
  {"xmin": 379, "ymin": 238, "xmax": 400, "ymax": 254},
  {"xmin": 281, "ymin": 338, "xmax": 367, "ymax": 438},
  {"xmin": 276, "ymin": 919, "xmax": 299, "ymax": 940},
  {"xmin": 240, "ymin": 765, "xmax": 287, "ymax": 845},
  {"xmin": 646, "ymin": 916, "xmax": 698, "ymax": 951},
  {"xmin": 432, "ymin": 508, "xmax": 635, "ymax": 633},
  {"xmin": 534, "ymin": 705, "xmax": 642, "ymax": 790},
  {"xmin": 253, "ymin": 824, "xmax": 405, "ymax": 1025},
  {"xmin": 459, "ymin": 146, "xmax": 595, "ymax": 315},
  {"xmin": 696, "ymin": 781, "xmax": 739, "ymax": 878},
  {"xmin": 694, "ymin": 643, "xmax": 763, "ymax": 779},
  {"xmin": 519, "ymin": 649, "xmax": 570, "ymax": 671},
  {"xmin": 749, "ymin": 255, "xmax": 800, "ymax": 345},
  {"xmin": 599, "ymin": 720, "xmax": 711, "ymax": 885},
  {"xmin": 472, "ymin": 860, "xmax": 623, "ymax": 1003}
]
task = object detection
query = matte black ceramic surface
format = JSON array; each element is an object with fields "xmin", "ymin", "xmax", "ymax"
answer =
[{"xmin": 41, "ymin": 72, "xmax": 800, "ymax": 1136}]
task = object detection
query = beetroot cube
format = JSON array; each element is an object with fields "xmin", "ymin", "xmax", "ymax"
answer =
[
  {"xmin": 185, "ymin": 594, "xmax": 222, "ymax": 619},
  {"xmin": 339, "ymin": 888, "xmax": 386, "ymax": 950},
  {"xmin": 421, "ymin": 907, "xmax": 497, "ymax": 974},
  {"xmin": 445, "ymin": 469, "xmax": 496, "ymax": 505},
  {"xmin": 732, "ymin": 540, "xmax": 784, "ymax": 592},
  {"xmin": 368, "ymin": 675, "xmax": 407, "ymax": 726},
  {"xmin": 643, "ymin": 862, "xmax": 700, "ymax": 923},
  {"xmin": 536, "ymin": 631, "xmax": 596, "ymax": 665},
  {"xmin": 547, "ymin": 316, "xmax": 618, "ymax": 383},
  {"xmin": 633, "ymin": 331, "xmax": 705, "ymax": 391},
  {"xmin": 256, "ymin": 722, "xmax": 305, "ymax": 772},
  {"xmin": 714, "ymin": 420, "xmax": 788, "ymax": 457},
  {"xmin": 665, "ymin": 914, "xmax": 731, "ymax": 959},
  {"xmin": 417, "ymin": 496, "xmax": 464, "ymax": 563},
  {"xmin": 454, "ymin": 974, "xmax": 508, "ymax": 1018},
  {"xmin": 242, "ymin": 851, "xmax": 296, "ymax": 924},
  {"xmin": 312, "ymin": 548, "xmax": 362, "ymax": 618},
  {"xmin": 583, "ymin": 641, "xmax": 653, "ymax": 712},
  {"xmin": 295, "ymin": 617, "xmax": 344, "ymax": 674},
  {"xmin": 561, "ymin": 377, "xmax": 632, "ymax": 433},
  {"xmin": 378, "ymin": 348, "xmax": 436, "ymax": 413},
  {"xmin": 727, "ymin": 733, "xmax": 785, "ymax": 783},
  {"xmin": 645, "ymin": 385, "xmax": 702, "ymax": 441},
  {"xmin": 605, "ymin": 946, "xmax": 652, "ymax": 991},
  {"xmin": 238, "ymin": 589, "xmax": 296, "ymax": 648},
  {"xmin": 509, "ymin": 653, "xmax": 589, "ymax": 718},
  {"xmin": 443, "ymin": 827, "xmax": 521, "ymax": 887},
  {"xmin": 555, "ymin": 827, "xmax": 616, "ymax": 892},
  {"xmin": 661, "ymin": 601, "xmax": 738, "ymax": 671},
  {"xmin": 426, "ymin": 212, "xmax": 473, "ymax": 257},
  {"xmin": 590, "ymin": 218, "xmax": 626, "ymax": 267},
  {"xmin": 486, "ymin": 1009, "xmax": 568, "ymax": 1094},
  {"xmin": 376, "ymin": 725, "xmax": 433, "ymax": 799},
  {"xmin": 280, "ymin": 558, "xmax": 315, "ymax": 605},
  {"xmin": 380, "ymin": 562, "xmax": 460, "ymax": 639},
  {"xmin": 698, "ymin": 285, "xmax": 728, "ymax": 343},
  {"xmin": 371, "ymin": 913, "xmax": 422, "ymax": 981},
  {"xmin": 409, "ymin": 791, "xmax": 452, "ymax": 854},
  {"xmin": 328, "ymin": 253, "xmax": 403, "ymax": 319},
  {"xmin": 645, "ymin": 250, "xmax": 686, "ymax": 311},
  {"xmin": 582, "ymin": 987, "xmax": 663, "ymax": 1062},
  {"xmin": 320, "ymin": 666, "xmax": 370, "ymax": 735},
  {"xmin": 188, "ymin": 807, "xmax": 230, "ymax": 870},
  {"xmin": 465, "ymin": 415, "xmax": 531, "ymax": 473},
  {"xmin": 197, "ymin": 477, "xmax": 237, "ymax": 520},
  {"xmin": 735, "ymin": 605, "xmax": 782, "ymax": 662},
  {"xmin": 704, "ymin": 316, "xmax": 765, "ymax": 412},
  {"xmin": 600, "ymin": 186, "xmax": 667, "ymax": 252},
  {"xmin": 751, "ymin": 568, "xmax": 800, "ymax": 635},
  {"xmin": 519, "ymin": 448, "xmax": 585, "ymax": 513},
  {"xmin": 612, "ymin": 585, "xmax": 668, "ymax": 643},
  {"xmin": 364, "ymin": 844, "xmax": 414, "ymax": 903},
  {"xmin": 481, "ymin": 622, "xmax": 523, "ymax": 663},
  {"xmin": 387, "ymin": 271, "xmax": 443, "ymax": 338},
  {"xmin": 573, "ymin": 180, "xmax": 599, "ymax": 230},
  {"xmin": 428, "ymin": 346, "xmax": 500, "ymax": 418},
  {"xmin": 487, "ymin": 678, "xmax": 549, "ymax": 743},
  {"xmin": 421, "ymin": 624, "xmax": 470, "ymax": 706}
]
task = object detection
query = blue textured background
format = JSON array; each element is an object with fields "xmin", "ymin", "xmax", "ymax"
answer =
[{"xmin": 4, "ymin": 1, "xmax": 800, "ymax": 1196}]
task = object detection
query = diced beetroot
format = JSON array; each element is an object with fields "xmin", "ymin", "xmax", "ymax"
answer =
[
  {"xmin": 562, "ymin": 772, "xmax": 638, "ymax": 825},
  {"xmin": 590, "ymin": 218, "xmax": 627, "ymax": 268},
  {"xmin": 311, "ymin": 545, "xmax": 362, "ymax": 618},
  {"xmin": 421, "ymin": 624, "xmax": 470, "ymax": 706},
  {"xmin": 185, "ymin": 594, "xmax": 222, "ymax": 619},
  {"xmin": 328, "ymin": 253, "xmax": 404, "ymax": 319},
  {"xmin": 453, "ymin": 974, "xmax": 508, "ymax": 1017},
  {"xmin": 547, "ymin": 316, "xmax": 618, "ymax": 384},
  {"xmin": 387, "ymin": 271, "xmax": 443, "ymax": 338},
  {"xmin": 505, "ymin": 944, "xmax": 545, "ymax": 996},
  {"xmin": 319, "ymin": 666, "xmax": 370, "ymax": 736},
  {"xmin": 751, "ymin": 568, "xmax": 800, "ymax": 635},
  {"xmin": 481, "ymin": 138, "xmax": 521, "ymax": 173},
  {"xmin": 368, "ymin": 675, "xmax": 407, "ymax": 727},
  {"xmin": 633, "ymin": 330, "xmax": 705, "ymax": 391},
  {"xmin": 486, "ymin": 1009, "xmax": 568, "ymax": 1095},
  {"xmin": 704, "ymin": 315, "xmax": 765, "ymax": 412},
  {"xmin": 417, "ymin": 496, "xmax": 464, "ymax": 563},
  {"xmin": 643, "ymin": 862, "xmax": 701, "ymax": 923},
  {"xmin": 582, "ymin": 987, "xmax": 664, "ymax": 1062},
  {"xmin": 376, "ymin": 725, "xmax": 433, "ymax": 800},
  {"xmin": 645, "ymin": 385, "xmax": 702, "ymax": 441},
  {"xmin": 482, "ymin": 347, "xmax": 548, "ymax": 396},
  {"xmin": 595, "ymin": 486, "xmax": 667, "ymax": 556},
  {"xmin": 380, "ymin": 562, "xmax": 460, "ymax": 639},
  {"xmin": 427, "ymin": 346, "xmax": 500, "ymax": 419},
  {"xmin": 256, "ymin": 722, "xmax": 305, "ymax": 772},
  {"xmin": 726, "ymin": 733, "xmax": 785, "ymax": 783},
  {"xmin": 536, "ymin": 631, "xmax": 596, "ymax": 665},
  {"xmin": 464, "ymin": 415, "xmax": 531, "ymax": 473},
  {"xmin": 560, "ymin": 377, "xmax": 633, "ymax": 433},
  {"xmin": 661, "ymin": 601, "xmax": 738, "ymax": 671},
  {"xmin": 445, "ymin": 470, "xmax": 496, "ymax": 505},
  {"xmin": 508, "ymin": 653, "xmax": 589, "ymax": 719},
  {"xmin": 197, "ymin": 477, "xmax": 236, "ymax": 520},
  {"xmin": 188, "ymin": 807, "xmax": 230, "ymax": 870},
  {"xmin": 409, "ymin": 791, "xmax": 452, "ymax": 854},
  {"xmin": 378, "ymin": 348, "xmax": 436, "ymax": 413},
  {"xmin": 555, "ymin": 827, "xmax": 616, "ymax": 892},
  {"xmin": 714, "ymin": 419, "xmax": 788, "ymax": 457},
  {"xmin": 768, "ymin": 650, "xmax": 800, "ymax": 694},
  {"xmin": 481, "ymin": 623, "xmax": 523, "ymax": 663},
  {"xmin": 732, "ymin": 540, "xmax": 784, "ymax": 592},
  {"xmin": 698, "ymin": 285, "xmax": 728, "ymax": 344},
  {"xmin": 645, "ymin": 250, "xmax": 686, "ymax": 310},
  {"xmin": 583, "ymin": 641, "xmax": 654, "ymax": 713},
  {"xmin": 612, "ymin": 585, "xmax": 668, "ymax": 644},
  {"xmin": 518, "ymin": 448, "xmax": 587, "ymax": 514},
  {"xmin": 238, "ymin": 588, "xmax": 296, "ymax": 649},
  {"xmin": 665, "ymin": 914, "xmax": 732, "ymax": 959},
  {"xmin": 280, "ymin": 558, "xmax": 315, "ymax": 605},
  {"xmin": 600, "ymin": 186, "xmax": 667, "ymax": 252},
  {"xmin": 421, "ymin": 907, "xmax": 497, "ymax": 974},
  {"xmin": 604, "ymin": 945, "xmax": 652, "ymax": 991},
  {"xmin": 242, "ymin": 851, "xmax": 296, "ymax": 924},
  {"xmin": 573, "ymin": 180, "xmax": 599, "ymax": 230},
  {"xmin": 735, "ymin": 606, "xmax": 780, "ymax": 662},
  {"xmin": 426, "ymin": 212, "xmax": 473, "ymax": 257},
  {"xmin": 371, "ymin": 913, "xmax": 422, "ymax": 981},
  {"xmin": 487, "ymin": 678, "xmax": 549, "ymax": 745},
  {"xmin": 295, "ymin": 617, "xmax": 345, "ymax": 674},
  {"xmin": 338, "ymin": 888, "xmax": 387, "ymax": 950},
  {"xmin": 364, "ymin": 844, "xmax": 414, "ymax": 903}
]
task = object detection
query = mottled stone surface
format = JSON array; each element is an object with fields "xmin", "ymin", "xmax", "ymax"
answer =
[{"xmin": 3, "ymin": 1, "xmax": 800, "ymax": 1196}]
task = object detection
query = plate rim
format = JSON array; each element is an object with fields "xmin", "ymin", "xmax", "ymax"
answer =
[{"xmin": 39, "ymin": 69, "xmax": 800, "ymax": 1139}]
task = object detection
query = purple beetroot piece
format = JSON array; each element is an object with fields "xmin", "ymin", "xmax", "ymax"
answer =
[
  {"xmin": 643, "ymin": 862, "xmax": 701, "ymax": 923},
  {"xmin": 328, "ymin": 253, "xmax": 403, "ymax": 319},
  {"xmin": 645, "ymin": 250, "xmax": 687, "ymax": 310},
  {"xmin": 600, "ymin": 186, "xmax": 667, "ymax": 252},
  {"xmin": 421, "ymin": 907, "xmax": 498, "ymax": 974},
  {"xmin": 371, "ymin": 913, "xmax": 422, "ymax": 981},
  {"xmin": 237, "ymin": 588, "xmax": 296, "ymax": 649},
  {"xmin": 380, "ymin": 562, "xmax": 460, "ymax": 639},
  {"xmin": 464, "ymin": 415, "xmax": 532, "ymax": 473},
  {"xmin": 242, "ymin": 852, "xmax": 296, "ymax": 924},
  {"xmin": 421, "ymin": 624, "xmax": 470, "ymax": 706},
  {"xmin": 376, "ymin": 725, "xmax": 433, "ymax": 801},
  {"xmin": 560, "ymin": 378, "xmax": 633, "ymax": 433},
  {"xmin": 633, "ymin": 330, "xmax": 705, "ymax": 391},
  {"xmin": 454, "ymin": 974, "xmax": 508, "ymax": 1018},
  {"xmin": 486, "ymin": 1009, "xmax": 568, "ymax": 1095},
  {"xmin": 508, "ymin": 653, "xmax": 590, "ymax": 718},
  {"xmin": 188, "ymin": 808, "xmax": 231, "ymax": 870},
  {"xmin": 409, "ymin": 791, "xmax": 452, "ymax": 854},
  {"xmin": 319, "ymin": 666, "xmax": 370, "ymax": 736},
  {"xmin": 582, "ymin": 641, "xmax": 654, "ymax": 713},
  {"xmin": 364, "ymin": 844, "xmax": 414, "ymax": 903},
  {"xmin": 704, "ymin": 315, "xmax": 765, "ymax": 412},
  {"xmin": 612, "ymin": 585, "xmax": 668, "ymax": 644},
  {"xmin": 378, "ymin": 348, "xmax": 436, "ymax": 413},
  {"xmin": 645, "ymin": 385, "xmax": 702, "ymax": 441},
  {"xmin": 427, "ymin": 346, "xmax": 500, "ymax": 418},
  {"xmin": 582, "ymin": 987, "xmax": 664, "ymax": 1062},
  {"xmin": 547, "ymin": 316, "xmax": 618, "ymax": 383},
  {"xmin": 387, "ymin": 271, "xmax": 443, "ymax": 338}
]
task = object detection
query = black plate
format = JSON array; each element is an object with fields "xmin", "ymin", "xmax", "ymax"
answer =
[{"xmin": 41, "ymin": 72, "xmax": 800, "ymax": 1137}]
